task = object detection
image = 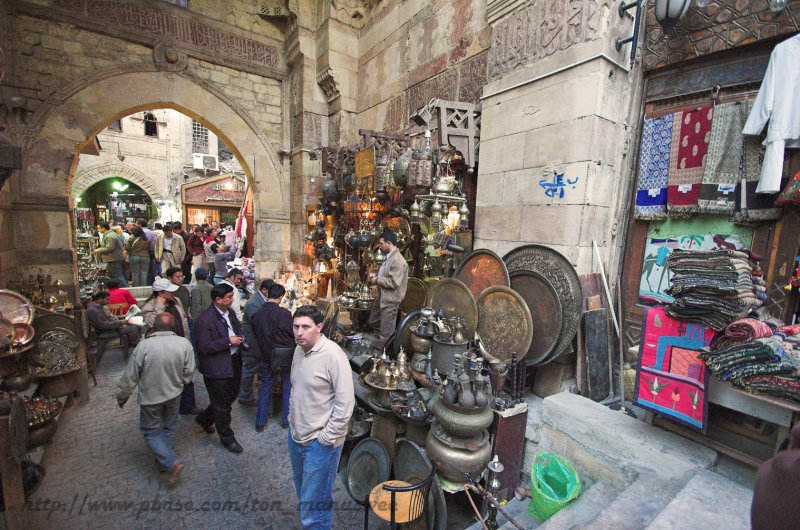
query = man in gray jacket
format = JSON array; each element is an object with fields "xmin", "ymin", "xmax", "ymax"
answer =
[
  {"xmin": 116, "ymin": 313, "xmax": 195, "ymax": 487},
  {"xmin": 94, "ymin": 221, "xmax": 128, "ymax": 287},
  {"xmin": 367, "ymin": 231, "xmax": 408, "ymax": 352},
  {"xmin": 86, "ymin": 291, "xmax": 140, "ymax": 347}
]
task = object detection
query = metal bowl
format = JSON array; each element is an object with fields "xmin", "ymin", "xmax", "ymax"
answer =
[{"xmin": 356, "ymin": 298, "xmax": 374, "ymax": 309}]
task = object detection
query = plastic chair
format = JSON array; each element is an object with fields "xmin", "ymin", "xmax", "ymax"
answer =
[{"xmin": 365, "ymin": 465, "xmax": 435, "ymax": 530}]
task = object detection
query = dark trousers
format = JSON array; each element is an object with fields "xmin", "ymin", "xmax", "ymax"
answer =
[
  {"xmin": 179, "ymin": 317, "xmax": 197, "ymax": 414},
  {"xmin": 146, "ymin": 256, "xmax": 156, "ymax": 286},
  {"xmin": 196, "ymin": 354, "xmax": 242, "ymax": 446}
]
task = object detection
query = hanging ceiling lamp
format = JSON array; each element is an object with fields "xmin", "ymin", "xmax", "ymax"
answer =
[{"xmin": 654, "ymin": 0, "xmax": 691, "ymax": 36}]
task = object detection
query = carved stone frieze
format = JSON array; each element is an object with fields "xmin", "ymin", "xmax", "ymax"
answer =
[
  {"xmin": 487, "ymin": 0, "xmax": 602, "ymax": 81},
  {"xmin": 316, "ymin": 66, "xmax": 340, "ymax": 102},
  {"xmin": 457, "ymin": 52, "xmax": 488, "ymax": 104},
  {"xmin": 643, "ymin": 0, "xmax": 800, "ymax": 70}
]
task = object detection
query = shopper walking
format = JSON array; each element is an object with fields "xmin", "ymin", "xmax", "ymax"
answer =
[
  {"xmin": 95, "ymin": 222, "xmax": 128, "ymax": 287},
  {"xmin": 237, "ymin": 279, "xmax": 273, "ymax": 406},
  {"xmin": 252, "ymin": 283, "xmax": 294, "ymax": 430},
  {"xmin": 125, "ymin": 226, "xmax": 152, "ymax": 287},
  {"xmin": 194, "ymin": 282, "xmax": 245, "ymax": 454},
  {"xmin": 115, "ymin": 312, "xmax": 195, "ymax": 487}
]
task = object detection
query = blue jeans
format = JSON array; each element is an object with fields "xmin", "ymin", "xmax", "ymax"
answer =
[
  {"xmin": 106, "ymin": 260, "xmax": 128, "ymax": 287},
  {"xmin": 255, "ymin": 364, "xmax": 291, "ymax": 426},
  {"xmin": 139, "ymin": 395, "xmax": 180, "ymax": 470},
  {"xmin": 129, "ymin": 255, "xmax": 149, "ymax": 286},
  {"xmin": 238, "ymin": 354, "xmax": 261, "ymax": 402},
  {"xmin": 287, "ymin": 433, "xmax": 343, "ymax": 530}
]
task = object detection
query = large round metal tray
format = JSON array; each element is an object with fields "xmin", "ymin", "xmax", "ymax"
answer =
[
  {"xmin": 394, "ymin": 308, "xmax": 423, "ymax": 355},
  {"xmin": 346, "ymin": 437, "xmax": 390, "ymax": 504},
  {"xmin": 400, "ymin": 277, "xmax": 428, "ymax": 315},
  {"xmin": 426, "ymin": 278, "xmax": 478, "ymax": 340},
  {"xmin": 393, "ymin": 439, "xmax": 447, "ymax": 530},
  {"xmin": 509, "ymin": 270, "xmax": 563, "ymax": 365},
  {"xmin": 0, "ymin": 290, "xmax": 34, "ymax": 325},
  {"xmin": 476, "ymin": 286, "xmax": 533, "ymax": 365},
  {"xmin": 503, "ymin": 245, "xmax": 582, "ymax": 365},
  {"xmin": 453, "ymin": 249, "xmax": 510, "ymax": 300}
]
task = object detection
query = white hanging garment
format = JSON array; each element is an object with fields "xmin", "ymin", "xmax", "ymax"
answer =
[{"xmin": 743, "ymin": 34, "xmax": 800, "ymax": 194}]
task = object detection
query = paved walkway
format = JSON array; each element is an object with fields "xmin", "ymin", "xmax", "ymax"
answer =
[{"xmin": 27, "ymin": 348, "xmax": 362, "ymax": 529}]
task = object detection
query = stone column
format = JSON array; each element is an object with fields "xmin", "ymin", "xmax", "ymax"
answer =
[{"xmin": 475, "ymin": 0, "xmax": 645, "ymax": 279}]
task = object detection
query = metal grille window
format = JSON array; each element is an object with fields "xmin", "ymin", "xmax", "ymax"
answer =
[
  {"xmin": 192, "ymin": 120, "xmax": 209, "ymax": 154},
  {"xmin": 144, "ymin": 113, "xmax": 158, "ymax": 137}
]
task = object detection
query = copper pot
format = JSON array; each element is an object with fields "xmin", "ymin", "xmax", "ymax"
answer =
[{"xmin": 425, "ymin": 428, "xmax": 491, "ymax": 483}]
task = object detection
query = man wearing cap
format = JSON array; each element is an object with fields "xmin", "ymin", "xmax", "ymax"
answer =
[
  {"xmin": 116, "ymin": 312, "xmax": 194, "ymax": 487},
  {"xmin": 367, "ymin": 231, "xmax": 408, "ymax": 352},
  {"xmin": 194, "ymin": 282, "xmax": 245, "ymax": 454}
]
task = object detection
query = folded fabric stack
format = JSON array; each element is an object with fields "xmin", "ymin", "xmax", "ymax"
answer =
[
  {"xmin": 710, "ymin": 317, "xmax": 773, "ymax": 351},
  {"xmin": 699, "ymin": 330, "xmax": 800, "ymax": 402},
  {"xmin": 665, "ymin": 249, "xmax": 763, "ymax": 331}
]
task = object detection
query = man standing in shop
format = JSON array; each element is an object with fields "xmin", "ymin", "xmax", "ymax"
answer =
[
  {"xmin": 116, "ymin": 312, "xmax": 195, "ymax": 487},
  {"xmin": 237, "ymin": 279, "xmax": 273, "ymax": 407},
  {"xmin": 367, "ymin": 231, "xmax": 408, "ymax": 352},
  {"xmin": 95, "ymin": 221, "xmax": 129, "ymax": 287},
  {"xmin": 160, "ymin": 223, "xmax": 186, "ymax": 273},
  {"xmin": 288, "ymin": 305, "xmax": 354, "ymax": 529},
  {"xmin": 187, "ymin": 226, "xmax": 206, "ymax": 284},
  {"xmin": 194, "ymin": 282, "xmax": 245, "ymax": 454}
]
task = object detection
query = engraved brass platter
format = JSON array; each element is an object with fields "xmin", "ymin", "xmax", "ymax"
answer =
[
  {"xmin": 503, "ymin": 245, "xmax": 582, "ymax": 365},
  {"xmin": 453, "ymin": 249, "xmax": 510, "ymax": 300},
  {"xmin": 400, "ymin": 277, "xmax": 427, "ymax": 316},
  {"xmin": 509, "ymin": 270, "xmax": 563, "ymax": 365},
  {"xmin": 394, "ymin": 308, "xmax": 423, "ymax": 355},
  {"xmin": 425, "ymin": 278, "xmax": 478, "ymax": 339},
  {"xmin": 476, "ymin": 286, "xmax": 533, "ymax": 364}
]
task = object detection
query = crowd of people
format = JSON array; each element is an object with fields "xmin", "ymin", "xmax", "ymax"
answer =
[
  {"xmin": 94, "ymin": 218, "xmax": 240, "ymax": 288},
  {"xmin": 87, "ymin": 242, "xmax": 357, "ymax": 529}
]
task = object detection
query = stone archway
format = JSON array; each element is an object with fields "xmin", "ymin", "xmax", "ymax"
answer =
[
  {"xmin": 7, "ymin": 67, "xmax": 291, "ymax": 287},
  {"xmin": 71, "ymin": 163, "xmax": 167, "ymax": 202}
]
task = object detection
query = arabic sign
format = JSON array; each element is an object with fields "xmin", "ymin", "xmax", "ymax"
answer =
[
  {"xmin": 183, "ymin": 177, "xmax": 246, "ymax": 204},
  {"xmin": 355, "ymin": 146, "xmax": 375, "ymax": 181},
  {"xmin": 538, "ymin": 173, "xmax": 578, "ymax": 199}
]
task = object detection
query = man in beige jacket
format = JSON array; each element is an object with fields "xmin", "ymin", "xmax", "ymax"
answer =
[
  {"xmin": 367, "ymin": 231, "xmax": 408, "ymax": 352},
  {"xmin": 160, "ymin": 222, "xmax": 186, "ymax": 272}
]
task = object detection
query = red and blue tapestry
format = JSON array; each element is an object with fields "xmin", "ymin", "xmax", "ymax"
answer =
[{"xmin": 634, "ymin": 306, "xmax": 717, "ymax": 433}]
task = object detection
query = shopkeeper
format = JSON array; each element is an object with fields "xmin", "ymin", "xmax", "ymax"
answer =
[{"xmin": 367, "ymin": 231, "xmax": 408, "ymax": 353}]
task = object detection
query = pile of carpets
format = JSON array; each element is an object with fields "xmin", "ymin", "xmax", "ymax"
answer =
[
  {"xmin": 665, "ymin": 249, "xmax": 764, "ymax": 331},
  {"xmin": 699, "ymin": 319, "xmax": 800, "ymax": 403}
]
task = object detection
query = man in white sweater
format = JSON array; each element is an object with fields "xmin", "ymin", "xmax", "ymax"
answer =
[{"xmin": 287, "ymin": 305, "xmax": 354, "ymax": 529}]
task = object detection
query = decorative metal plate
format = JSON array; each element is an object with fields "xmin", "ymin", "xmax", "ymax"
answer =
[
  {"xmin": 509, "ymin": 270, "xmax": 563, "ymax": 365},
  {"xmin": 453, "ymin": 249, "xmax": 510, "ymax": 300},
  {"xmin": 400, "ymin": 278, "xmax": 428, "ymax": 315},
  {"xmin": 0, "ymin": 290, "xmax": 35, "ymax": 325},
  {"xmin": 426, "ymin": 278, "xmax": 478, "ymax": 339},
  {"xmin": 346, "ymin": 438, "xmax": 390, "ymax": 504},
  {"xmin": 394, "ymin": 308, "xmax": 423, "ymax": 355},
  {"xmin": 503, "ymin": 245, "xmax": 582, "ymax": 365},
  {"xmin": 380, "ymin": 217, "xmax": 412, "ymax": 251},
  {"xmin": 476, "ymin": 286, "xmax": 533, "ymax": 365}
]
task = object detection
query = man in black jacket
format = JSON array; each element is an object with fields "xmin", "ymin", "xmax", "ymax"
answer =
[
  {"xmin": 193, "ymin": 282, "xmax": 245, "ymax": 453},
  {"xmin": 251, "ymin": 283, "xmax": 294, "ymax": 431}
]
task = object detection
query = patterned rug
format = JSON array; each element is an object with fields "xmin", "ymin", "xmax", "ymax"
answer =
[
  {"xmin": 634, "ymin": 114, "xmax": 673, "ymax": 220},
  {"xmin": 634, "ymin": 306, "xmax": 717, "ymax": 433},
  {"xmin": 667, "ymin": 106, "xmax": 713, "ymax": 216}
]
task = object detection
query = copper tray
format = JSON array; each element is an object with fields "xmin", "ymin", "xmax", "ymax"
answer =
[
  {"xmin": 503, "ymin": 245, "xmax": 582, "ymax": 365},
  {"xmin": 509, "ymin": 270, "xmax": 563, "ymax": 365},
  {"xmin": 0, "ymin": 290, "xmax": 35, "ymax": 325},
  {"xmin": 476, "ymin": 286, "xmax": 533, "ymax": 365},
  {"xmin": 453, "ymin": 249, "xmax": 510, "ymax": 300},
  {"xmin": 426, "ymin": 278, "xmax": 478, "ymax": 339},
  {"xmin": 400, "ymin": 277, "xmax": 428, "ymax": 315},
  {"xmin": 394, "ymin": 308, "xmax": 423, "ymax": 355}
]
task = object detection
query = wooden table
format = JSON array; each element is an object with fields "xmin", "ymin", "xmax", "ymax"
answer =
[{"xmin": 646, "ymin": 378, "xmax": 800, "ymax": 467}]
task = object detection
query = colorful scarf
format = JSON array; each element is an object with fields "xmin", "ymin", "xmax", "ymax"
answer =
[
  {"xmin": 667, "ymin": 106, "xmax": 713, "ymax": 216},
  {"xmin": 635, "ymin": 114, "xmax": 673, "ymax": 220},
  {"xmin": 698, "ymin": 101, "xmax": 751, "ymax": 214}
]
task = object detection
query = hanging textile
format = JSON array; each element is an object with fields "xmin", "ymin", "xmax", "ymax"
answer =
[
  {"xmin": 634, "ymin": 114, "xmax": 674, "ymax": 220},
  {"xmin": 742, "ymin": 34, "xmax": 800, "ymax": 194},
  {"xmin": 667, "ymin": 106, "xmax": 713, "ymax": 216},
  {"xmin": 633, "ymin": 306, "xmax": 716, "ymax": 433},
  {"xmin": 698, "ymin": 101, "xmax": 752, "ymax": 214},
  {"xmin": 731, "ymin": 136, "xmax": 785, "ymax": 225}
]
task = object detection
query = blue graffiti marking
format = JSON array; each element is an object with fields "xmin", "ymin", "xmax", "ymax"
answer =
[{"xmin": 539, "ymin": 173, "xmax": 578, "ymax": 199}]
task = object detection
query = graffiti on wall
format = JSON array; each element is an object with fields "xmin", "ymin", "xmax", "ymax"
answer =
[{"xmin": 539, "ymin": 173, "xmax": 578, "ymax": 198}]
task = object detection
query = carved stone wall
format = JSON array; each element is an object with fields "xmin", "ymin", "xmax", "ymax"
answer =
[{"xmin": 643, "ymin": 0, "xmax": 800, "ymax": 70}]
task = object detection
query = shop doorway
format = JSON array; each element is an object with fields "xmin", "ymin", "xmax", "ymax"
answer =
[{"xmin": 76, "ymin": 177, "xmax": 155, "ymax": 228}]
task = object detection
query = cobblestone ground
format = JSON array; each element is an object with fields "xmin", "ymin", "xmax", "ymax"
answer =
[{"xmin": 26, "ymin": 348, "xmax": 362, "ymax": 529}]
